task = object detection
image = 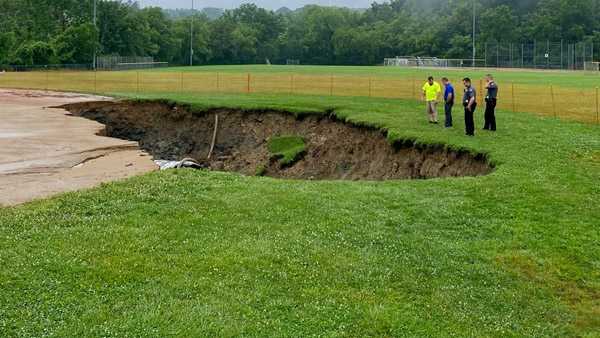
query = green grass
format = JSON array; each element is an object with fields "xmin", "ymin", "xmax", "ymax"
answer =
[
  {"xmin": 1, "ymin": 89, "xmax": 599, "ymax": 336},
  {"xmin": 159, "ymin": 64, "xmax": 600, "ymax": 89},
  {"xmin": 268, "ymin": 135, "xmax": 307, "ymax": 167}
]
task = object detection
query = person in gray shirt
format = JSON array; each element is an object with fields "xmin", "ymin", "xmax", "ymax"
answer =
[
  {"xmin": 484, "ymin": 74, "xmax": 498, "ymax": 131},
  {"xmin": 463, "ymin": 78, "xmax": 477, "ymax": 136}
]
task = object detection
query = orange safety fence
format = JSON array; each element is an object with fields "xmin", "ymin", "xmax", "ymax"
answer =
[{"xmin": 0, "ymin": 70, "xmax": 598, "ymax": 124}]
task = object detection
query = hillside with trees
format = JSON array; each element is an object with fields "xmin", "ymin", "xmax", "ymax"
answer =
[{"xmin": 0, "ymin": 0, "xmax": 598, "ymax": 66}]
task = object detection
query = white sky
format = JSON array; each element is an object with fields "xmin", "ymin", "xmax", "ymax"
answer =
[{"xmin": 140, "ymin": 0, "xmax": 374, "ymax": 10}]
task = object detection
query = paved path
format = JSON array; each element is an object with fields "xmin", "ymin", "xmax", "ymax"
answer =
[{"xmin": 0, "ymin": 89, "xmax": 157, "ymax": 206}]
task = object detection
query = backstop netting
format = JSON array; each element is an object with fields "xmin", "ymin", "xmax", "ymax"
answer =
[
  {"xmin": 384, "ymin": 57, "xmax": 483, "ymax": 68},
  {"xmin": 584, "ymin": 62, "xmax": 600, "ymax": 75},
  {"xmin": 97, "ymin": 56, "xmax": 168, "ymax": 71}
]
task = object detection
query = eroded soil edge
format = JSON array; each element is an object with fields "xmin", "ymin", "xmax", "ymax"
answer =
[{"xmin": 63, "ymin": 100, "xmax": 494, "ymax": 181}]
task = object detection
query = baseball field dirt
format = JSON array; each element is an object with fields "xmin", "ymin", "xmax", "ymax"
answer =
[{"xmin": 0, "ymin": 89, "xmax": 157, "ymax": 206}]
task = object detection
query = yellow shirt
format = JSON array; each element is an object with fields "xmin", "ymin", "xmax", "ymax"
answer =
[{"xmin": 422, "ymin": 81, "xmax": 442, "ymax": 101}]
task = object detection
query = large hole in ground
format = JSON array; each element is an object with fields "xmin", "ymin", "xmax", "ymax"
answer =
[{"xmin": 63, "ymin": 101, "xmax": 494, "ymax": 181}]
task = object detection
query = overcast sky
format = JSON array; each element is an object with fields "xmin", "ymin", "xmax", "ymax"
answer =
[{"xmin": 140, "ymin": 0, "xmax": 374, "ymax": 10}]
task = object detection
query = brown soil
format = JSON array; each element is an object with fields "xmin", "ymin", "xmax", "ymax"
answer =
[
  {"xmin": 63, "ymin": 100, "xmax": 494, "ymax": 181},
  {"xmin": 0, "ymin": 89, "xmax": 157, "ymax": 206}
]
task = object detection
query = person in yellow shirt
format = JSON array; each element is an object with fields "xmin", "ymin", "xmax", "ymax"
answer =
[{"xmin": 422, "ymin": 76, "xmax": 442, "ymax": 124}]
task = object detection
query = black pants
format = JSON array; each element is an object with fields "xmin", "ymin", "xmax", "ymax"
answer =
[
  {"xmin": 444, "ymin": 102, "xmax": 453, "ymax": 127},
  {"xmin": 464, "ymin": 103, "xmax": 476, "ymax": 136},
  {"xmin": 484, "ymin": 98, "xmax": 497, "ymax": 131}
]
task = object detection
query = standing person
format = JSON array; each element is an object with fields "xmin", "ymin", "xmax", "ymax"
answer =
[
  {"xmin": 441, "ymin": 77, "xmax": 454, "ymax": 128},
  {"xmin": 462, "ymin": 78, "xmax": 477, "ymax": 136},
  {"xmin": 484, "ymin": 74, "xmax": 498, "ymax": 131},
  {"xmin": 422, "ymin": 76, "xmax": 442, "ymax": 124}
]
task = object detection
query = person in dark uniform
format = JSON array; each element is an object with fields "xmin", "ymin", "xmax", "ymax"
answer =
[
  {"xmin": 462, "ymin": 78, "xmax": 477, "ymax": 136},
  {"xmin": 483, "ymin": 74, "xmax": 498, "ymax": 131}
]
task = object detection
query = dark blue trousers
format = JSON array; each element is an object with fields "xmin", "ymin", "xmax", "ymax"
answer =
[{"xmin": 444, "ymin": 102, "xmax": 453, "ymax": 127}]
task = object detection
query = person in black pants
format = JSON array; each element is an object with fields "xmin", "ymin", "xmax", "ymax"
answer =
[
  {"xmin": 484, "ymin": 74, "xmax": 498, "ymax": 131},
  {"xmin": 462, "ymin": 78, "xmax": 477, "ymax": 136}
]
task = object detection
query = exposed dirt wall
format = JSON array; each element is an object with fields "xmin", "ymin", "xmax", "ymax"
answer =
[{"xmin": 64, "ymin": 101, "xmax": 494, "ymax": 181}]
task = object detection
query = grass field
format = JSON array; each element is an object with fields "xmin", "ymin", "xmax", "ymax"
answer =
[
  {"xmin": 1, "ymin": 70, "xmax": 600, "ymax": 336},
  {"xmin": 1, "ymin": 65, "xmax": 599, "ymax": 123},
  {"xmin": 161, "ymin": 64, "xmax": 600, "ymax": 89}
]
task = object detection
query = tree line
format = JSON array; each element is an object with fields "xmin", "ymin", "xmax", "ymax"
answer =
[{"xmin": 0, "ymin": 0, "xmax": 598, "ymax": 67}]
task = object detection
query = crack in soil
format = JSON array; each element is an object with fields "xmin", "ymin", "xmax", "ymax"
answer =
[{"xmin": 62, "ymin": 100, "xmax": 494, "ymax": 181}]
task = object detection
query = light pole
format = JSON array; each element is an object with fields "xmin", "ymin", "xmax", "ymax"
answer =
[
  {"xmin": 190, "ymin": 0, "xmax": 194, "ymax": 67},
  {"xmin": 93, "ymin": 0, "xmax": 97, "ymax": 70},
  {"xmin": 472, "ymin": 0, "xmax": 476, "ymax": 68}
]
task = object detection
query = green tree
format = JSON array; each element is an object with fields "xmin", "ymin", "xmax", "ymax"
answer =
[
  {"xmin": 479, "ymin": 5, "xmax": 519, "ymax": 42},
  {"xmin": 54, "ymin": 23, "xmax": 98, "ymax": 64},
  {"xmin": 13, "ymin": 41, "xmax": 57, "ymax": 65}
]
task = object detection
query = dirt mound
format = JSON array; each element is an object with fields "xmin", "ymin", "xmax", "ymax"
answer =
[{"xmin": 63, "ymin": 101, "xmax": 494, "ymax": 181}]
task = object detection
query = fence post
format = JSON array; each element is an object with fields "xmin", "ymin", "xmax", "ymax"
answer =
[
  {"xmin": 596, "ymin": 87, "xmax": 600, "ymax": 124},
  {"xmin": 247, "ymin": 73, "xmax": 251, "ymax": 93},
  {"xmin": 479, "ymin": 79, "xmax": 484, "ymax": 103},
  {"xmin": 180, "ymin": 72, "xmax": 184, "ymax": 93},
  {"xmin": 330, "ymin": 75, "xmax": 334, "ymax": 96},
  {"xmin": 368, "ymin": 77, "xmax": 372, "ymax": 98},
  {"xmin": 45, "ymin": 66, "xmax": 49, "ymax": 92},
  {"xmin": 136, "ymin": 71, "xmax": 140, "ymax": 94},
  {"xmin": 216, "ymin": 72, "xmax": 220, "ymax": 91},
  {"xmin": 511, "ymin": 82, "xmax": 516, "ymax": 112},
  {"xmin": 550, "ymin": 85, "xmax": 556, "ymax": 118},
  {"xmin": 94, "ymin": 70, "xmax": 98, "ymax": 93}
]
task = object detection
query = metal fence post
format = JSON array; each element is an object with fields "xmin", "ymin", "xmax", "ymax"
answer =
[
  {"xmin": 484, "ymin": 43, "xmax": 487, "ymax": 67},
  {"xmin": 534, "ymin": 40, "xmax": 537, "ymax": 68},
  {"xmin": 550, "ymin": 85, "xmax": 556, "ymax": 118},
  {"xmin": 560, "ymin": 39, "xmax": 564, "ymax": 70},
  {"xmin": 521, "ymin": 44, "xmax": 524, "ymax": 68},
  {"xmin": 45, "ymin": 66, "xmax": 49, "ymax": 92},
  {"xmin": 479, "ymin": 79, "xmax": 483, "ymax": 103},
  {"xmin": 511, "ymin": 82, "xmax": 516, "ymax": 112},
  {"xmin": 596, "ymin": 87, "xmax": 600, "ymax": 124},
  {"xmin": 496, "ymin": 43, "xmax": 499, "ymax": 67},
  {"xmin": 180, "ymin": 71, "xmax": 184, "ymax": 92},
  {"xmin": 330, "ymin": 74, "xmax": 334, "ymax": 96}
]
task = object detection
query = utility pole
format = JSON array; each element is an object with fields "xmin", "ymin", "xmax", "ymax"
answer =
[
  {"xmin": 93, "ymin": 0, "xmax": 97, "ymax": 70},
  {"xmin": 472, "ymin": 0, "xmax": 476, "ymax": 68},
  {"xmin": 190, "ymin": 0, "xmax": 194, "ymax": 67}
]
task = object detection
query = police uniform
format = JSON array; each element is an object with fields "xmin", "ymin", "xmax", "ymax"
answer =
[
  {"xmin": 463, "ymin": 85, "xmax": 477, "ymax": 136},
  {"xmin": 484, "ymin": 81, "xmax": 498, "ymax": 131}
]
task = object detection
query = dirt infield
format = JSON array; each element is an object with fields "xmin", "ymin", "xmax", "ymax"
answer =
[{"xmin": 0, "ymin": 89, "xmax": 156, "ymax": 206}]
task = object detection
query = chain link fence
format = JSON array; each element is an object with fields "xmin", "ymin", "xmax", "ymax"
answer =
[{"xmin": 484, "ymin": 41, "xmax": 595, "ymax": 70}]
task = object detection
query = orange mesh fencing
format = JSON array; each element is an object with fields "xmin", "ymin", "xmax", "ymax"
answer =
[{"xmin": 0, "ymin": 70, "xmax": 598, "ymax": 124}]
